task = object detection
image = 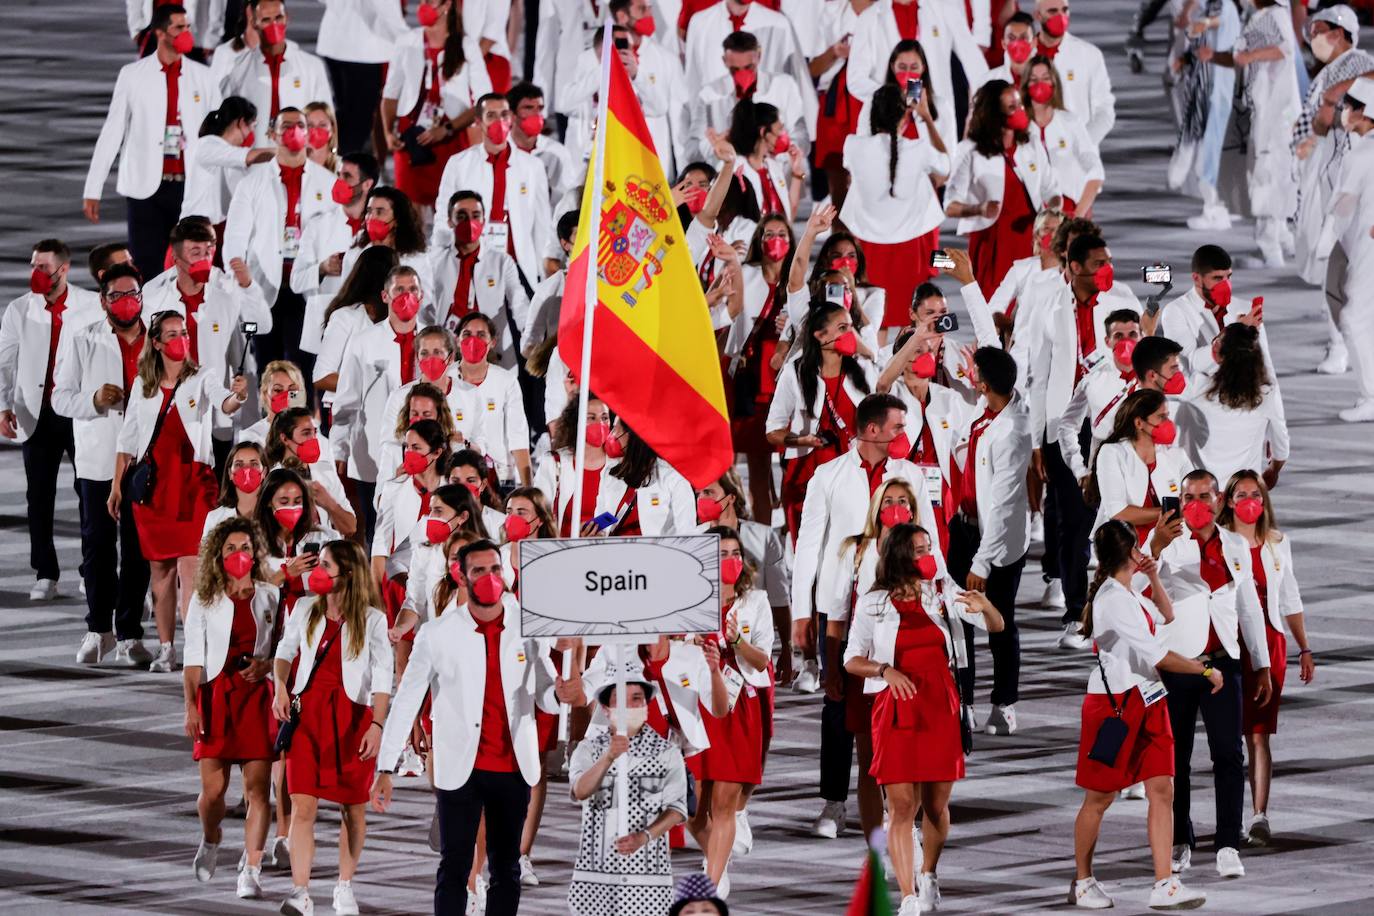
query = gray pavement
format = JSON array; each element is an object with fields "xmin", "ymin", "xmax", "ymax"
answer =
[{"xmin": 2, "ymin": 1, "xmax": 1373, "ymax": 914}]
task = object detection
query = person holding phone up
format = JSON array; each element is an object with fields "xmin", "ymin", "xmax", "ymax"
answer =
[{"xmin": 1085, "ymin": 389, "xmax": 1192, "ymax": 551}]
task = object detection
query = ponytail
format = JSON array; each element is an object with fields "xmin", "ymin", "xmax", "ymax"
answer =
[
  {"xmin": 889, "ymin": 129, "xmax": 900, "ymax": 197},
  {"xmin": 199, "ymin": 95, "xmax": 258, "ymax": 139},
  {"xmin": 1078, "ymin": 565, "xmax": 1111, "ymax": 639},
  {"xmin": 1080, "ymin": 520, "xmax": 1139, "ymax": 639}
]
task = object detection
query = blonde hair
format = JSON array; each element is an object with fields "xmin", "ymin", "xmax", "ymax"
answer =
[
  {"xmin": 258, "ymin": 359, "xmax": 306, "ymax": 412},
  {"xmin": 303, "ymin": 540, "xmax": 381, "ymax": 659},
  {"xmin": 304, "ymin": 101, "xmax": 339, "ymax": 171},
  {"xmin": 842, "ymin": 479, "xmax": 919, "ymax": 558},
  {"xmin": 1218, "ymin": 469, "xmax": 1282, "ymax": 545},
  {"xmin": 137, "ymin": 310, "xmax": 198, "ymax": 397},
  {"xmin": 195, "ymin": 517, "xmax": 267, "ymax": 604}
]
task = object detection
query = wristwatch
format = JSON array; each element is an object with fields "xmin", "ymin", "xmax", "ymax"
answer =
[{"xmin": 1201, "ymin": 664, "xmax": 1214, "ymax": 679}]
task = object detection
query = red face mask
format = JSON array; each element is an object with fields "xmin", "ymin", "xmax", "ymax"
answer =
[
  {"xmin": 1233, "ymin": 497, "xmax": 1264, "ymax": 525},
  {"xmin": 518, "ymin": 114, "xmax": 545, "ymax": 138},
  {"xmin": 223, "ymin": 550, "xmax": 254, "ymax": 579},
  {"xmin": 1113, "ymin": 338, "xmax": 1138, "ymax": 365},
  {"xmin": 771, "ymin": 131, "xmax": 790, "ymax": 156},
  {"xmin": 242, "ymin": 130, "xmax": 255, "ymax": 148},
  {"xmin": 403, "ymin": 450, "xmax": 432, "ymax": 476},
  {"xmin": 365, "ymin": 218, "xmax": 391, "ymax": 243},
  {"xmin": 1150, "ymin": 417, "xmax": 1177, "ymax": 445},
  {"xmin": 633, "ymin": 15, "xmax": 656, "ymax": 36},
  {"xmin": 1038, "ymin": 231, "xmax": 1054, "ymax": 252},
  {"xmin": 462, "ymin": 480, "xmax": 481, "ymax": 497},
  {"xmin": 391, "ymin": 291, "xmax": 420, "ymax": 321},
  {"xmin": 280, "ymin": 124, "xmax": 307, "ymax": 152},
  {"xmin": 913, "ymin": 351, "xmax": 938, "ymax": 379},
  {"xmin": 460, "ymin": 335, "xmax": 489, "ymax": 364},
  {"xmin": 29, "ymin": 267, "xmax": 54, "ymax": 295},
  {"xmin": 1006, "ymin": 107, "xmax": 1030, "ymax": 132},
  {"xmin": 586, "ymin": 421, "xmax": 611, "ymax": 448},
  {"xmin": 1182, "ymin": 499, "xmax": 1214, "ymax": 531},
  {"xmin": 172, "ymin": 29, "xmax": 195, "ymax": 54},
  {"xmin": 604, "ymin": 432, "xmax": 627, "ymax": 459},
  {"xmin": 109, "ymin": 294, "xmax": 142, "ymax": 324},
  {"xmin": 296, "ymin": 435, "xmax": 322, "ymax": 464},
  {"xmin": 832, "ymin": 330, "xmax": 858, "ymax": 357},
  {"xmin": 504, "ymin": 513, "xmax": 534, "ymax": 542},
  {"xmin": 685, "ymin": 188, "xmax": 708, "ymax": 214},
  {"xmin": 307, "ymin": 126, "xmax": 331, "ymax": 149},
  {"xmin": 914, "ymin": 554, "xmax": 939, "ymax": 580},
  {"xmin": 162, "ymin": 337, "xmax": 189, "ymax": 361},
  {"xmin": 261, "ymin": 22, "xmax": 287, "ymax": 45},
  {"xmin": 470, "ymin": 572, "xmax": 506, "ymax": 605},
  {"xmin": 417, "ymin": 2, "xmax": 441, "ymax": 26},
  {"xmin": 331, "ymin": 177, "xmax": 353, "ymax": 204},
  {"xmin": 895, "ymin": 70, "xmax": 916, "ymax": 87},
  {"xmin": 696, "ymin": 495, "xmax": 723, "ymax": 523},
  {"xmin": 879, "ymin": 504, "xmax": 913, "ymax": 528},
  {"xmin": 232, "ymin": 466, "xmax": 263, "ymax": 493},
  {"xmin": 763, "ymin": 237, "xmax": 789, "ymax": 261},
  {"xmin": 426, "ymin": 517, "xmax": 452, "ymax": 545},
  {"xmin": 419, "ymin": 355, "xmax": 449, "ymax": 381},
  {"xmin": 455, "ymin": 217, "xmax": 484, "ymax": 245},
  {"xmin": 188, "ymin": 259, "xmax": 212, "ymax": 283},
  {"xmin": 830, "ymin": 255, "xmax": 858, "ymax": 274},
  {"xmin": 1028, "ymin": 80, "xmax": 1054, "ymax": 104},
  {"xmin": 731, "ymin": 68, "xmax": 757, "ymax": 95},
  {"xmin": 307, "ymin": 566, "xmax": 333, "ymax": 595},
  {"xmin": 1006, "ymin": 38, "xmax": 1033, "ymax": 63},
  {"xmin": 1162, "ymin": 371, "xmax": 1187, "ymax": 396},
  {"xmin": 1093, "ymin": 263, "xmax": 1115, "ymax": 292},
  {"xmin": 886, "ymin": 432, "xmax": 911, "ymax": 460},
  {"xmin": 721, "ymin": 555, "xmax": 744, "ymax": 585},
  {"xmin": 273, "ymin": 506, "xmax": 303, "ymax": 530},
  {"xmin": 1043, "ymin": 12, "xmax": 1069, "ymax": 37},
  {"xmin": 485, "ymin": 118, "xmax": 511, "ymax": 145},
  {"xmin": 448, "ymin": 560, "xmax": 465, "ymax": 584},
  {"xmin": 1207, "ymin": 278, "xmax": 1232, "ymax": 308}
]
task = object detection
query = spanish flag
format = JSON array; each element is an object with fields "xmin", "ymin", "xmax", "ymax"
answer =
[{"xmin": 558, "ymin": 30, "xmax": 732, "ymax": 490}]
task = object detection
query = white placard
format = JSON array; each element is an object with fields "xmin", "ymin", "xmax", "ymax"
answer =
[{"xmin": 518, "ymin": 534, "xmax": 721, "ymax": 640}]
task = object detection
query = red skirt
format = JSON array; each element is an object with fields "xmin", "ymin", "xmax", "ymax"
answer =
[
  {"xmin": 968, "ymin": 172, "xmax": 1036, "ymax": 299},
  {"xmin": 285, "ymin": 684, "xmax": 375, "ymax": 805},
  {"xmin": 484, "ymin": 52, "xmax": 512, "ymax": 93},
  {"xmin": 378, "ymin": 573, "xmax": 416, "ymax": 642},
  {"xmin": 814, "ymin": 66, "xmax": 862, "ymax": 169},
  {"xmin": 696, "ymin": 684, "xmax": 764, "ymax": 786},
  {"xmin": 862, "ymin": 230, "xmax": 940, "ymax": 327},
  {"xmin": 1242, "ymin": 627, "xmax": 1287, "ymax": 735},
  {"xmin": 194, "ymin": 670, "xmax": 276, "ymax": 762},
  {"xmin": 869, "ymin": 663, "xmax": 966, "ymax": 785},
  {"xmin": 1075, "ymin": 689, "xmax": 1174, "ymax": 793},
  {"xmin": 131, "ymin": 405, "xmax": 216, "ymax": 561},
  {"xmin": 393, "ymin": 116, "xmax": 468, "ymax": 210}
]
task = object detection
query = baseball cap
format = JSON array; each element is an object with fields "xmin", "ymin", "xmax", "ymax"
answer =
[
  {"xmin": 1348, "ymin": 76, "xmax": 1374, "ymax": 110},
  {"xmin": 1311, "ymin": 4, "xmax": 1359, "ymax": 40}
]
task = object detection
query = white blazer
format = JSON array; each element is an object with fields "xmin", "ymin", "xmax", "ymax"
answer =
[
  {"xmin": 1085, "ymin": 577, "xmax": 1168, "ymax": 696},
  {"xmin": 891, "ymin": 380, "xmax": 979, "ymax": 504},
  {"xmin": 315, "ymin": 0, "xmax": 409, "ymax": 65},
  {"xmin": 844, "ymin": 584, "xmax": 988, "ymax": 693},
  {"xmin": 382, "ymin": 30, "xmax": 490, "ymax": 123},
  {"xmin": 1034, "ymin": 108, "xmax": 1103, "ymax": 204},
  {"xmin": 84, "ymin": 54, "xmax": 221, "ymax": 202},
  {"xmin": 1090, "ymin": 439, "xmax": 1192, "ymax": 535},
  {"xmin": 312, "ymin": 302, "xmax": 375, "ymax": 418},
  {"xmin": 595, "ymin": 459, "xmax": 698, "ymax": 537},
  {"xmin": 223, "ymin": 40, "xmax": 335, "ymax": 148},
  {"xmin": 379, "ymin": 594, "xmax": 558, "ymax": 788},
  {"xmin": 533, "ymin": 0, "xmax": 603, "ymax": 117},
  {"xmin": 840, "ymin": 132, "xmax": 948, "ymax": 242},
  {"xmin": 693, "ymin": 519, "xmax": 792, "ymax": 610},
  {"xmin": 181, "ymin": 134, "xmax": 254, "ymax": 223},
  {"xmin": 1056, "ymin": 365, "xmax": 1137, "ymax": 481},
  {"xmin": 1252, "ymin": 535, "xmax": 1304, "ymax": 634},
  {"xmin": 222, "ymin": 159, "xmax": 338, "ymax": 303},
  {"xmin": 1158, "ymin": 526, "xmax": 1270, "ymax": 667},
  {"xmin": 276, "ymin": 598, "xmax": 393, "ymax": 705},
  {"xmin": 50, "ymin": 319, "xmax": 136, "ymax": 481},
  {"xmin": 1044, "ymin": 32, "xmax": 1116, "ymax": 144},
  {"xmin": 765, "ymin": 360, "xmax": 879, "ymax": 460},
  {"xmin": 724, "ymin": 589, "xmax": 776, "ymax": 688},
  {"xmin": 562, "ymin": 46, "xmax": 673, "ymax": 170},
  {"xmin": 432, "ymin": 144, "xmax": 553, "ymax": 288},
  {"xmin": 0, "ymin": 288, "xmax": 104, "ymax": 441},
  {"xmin": 115, "ymin": 366, "xmax": 232, "ymax": 466},
  {"xmin": 1157, "ymin": 287, "xmax": 1285, "ymax": 422},
  {"xmin": 791, "ymin": 448, "xmax": 943, "ymax": 622},
  {"xmin": 426, "ymin": 244, "xmax": 531, "ymax": 365},
  {"xmin": 581, "ymin": 641, "xmax": 717, "ymax": 757},
  {"xmin": 400, "ymin": 536, "xmax": 448, "ymax": 624},
  {"xmin": 371, "ymin": 473, "xmax": 429, "ymax": 559},
  {"xmin": 683, "ymin": 2, "xmax": 815, "ymax": 112},
  {"xmin": 688, "ymin": 70, "xmax": 811, "ymax": 164},
  {"xmin": 184, "ymin": 581, "xmax": 281, "ymax": 682},
  {"xmin": 448, "ymin": 365, "xmax": 530, "ymax": 481},
  {"xmin": 950, "ymin": 393, "xmax": 1032, "ymax": 578},
  {"xmin": 946, "ymin": 136, "xmax": 1059, "ymax": 234},
  {"xmin": 331, "ymin": 318, "xmax": 409, "ymax": 481},
  {"xmin": 290, "ymin": 206, "xmax": 357, "ymax": 356},
  {"xmin": 1175, "ymin": 375, "xmax": 1289, "ymax": 490}
]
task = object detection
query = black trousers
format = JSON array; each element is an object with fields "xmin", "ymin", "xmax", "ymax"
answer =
[
  {"xmin": 435, "ymin": 769, "xmax": 530, "ymax": 916},
  {"xmin": 1163, "ymin": 656, "xmax": 1246, "ymax": 851},
  {"xmin": 21, "ymin": 407, "xmax": 77, "ymax": 581},
  {"xmin": 352, "ymin": 478, "xmax": 378, "ymax": 548},
  {"xmin": 77, "ymin": 478, "xmax": 149, "ymax": 639},
  {"xmin": 1043, "ymin": 437, "xmax": 1094, "ymax": 626},
  {"xmin": 324, "ymin": 58, "xmax": 385, "ymax": 156},
  {"xmin": 946, "ymin": 516, "xmax": 1025, "ymax": 707},
  {"xmin": 817, "ymin": 616, "xmax": 854, "ymax": 803},
  {"xmin": 126, "ymin": 180, "xmax": 184, "ymax": 284}
]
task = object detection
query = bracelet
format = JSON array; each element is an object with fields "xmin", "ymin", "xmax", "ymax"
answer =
[
  {"xmin": 791, "ymin": 172, "xmax": 806, "ymax": 180},
  {"xmin": 367, "ymin": 721, "xmax": 383, "ymax": 732},
  {"xmin": 1299, "ymin": 649, "xmax": 1312, "ymax": 656},
  {"xmin": 640, "ymin": 829, "xmax": 653, "ymax": 844},
  {"xmin": 876, "ymin": 663, "xmax": 890, "ymax": 679},
  {"xmin": 731, "ymin": 633, "xmax": 743, "ymax": 646},
  {"xmin": 1201, "ymin": 664, "xmax": 1214, "ymax": 678}
]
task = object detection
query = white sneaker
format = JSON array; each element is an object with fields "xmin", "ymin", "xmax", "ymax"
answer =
[
  {"xmin": 1058, "ymin": 623, "xmax": 1090, "ymax": 651},
  {"xmin": 1215, "ymin": 846, "xmax": 1245, "ymax": 878},
  {"xmin": 193, "ymin": 839, "xmax": 219, "ymax": 882},
  {"xmin": 1119, "ymin": 782, "xmax": 1146, "ymax": 800},
  {"xmin": 332, "ymin": 881, "xmax": 359, "ymax": 915},
  {"xmin": 519, "ymin": 854, "xmax": 539, "ymax": 886},
  {"xmin": 1170, "ymin": 844, "xmax": 1191, "ymax": 873},
  {"xmin": 811, "ymin": 800, "xmax": 846, "ymax": 838},
  {"xmin": 397, "ymin": 745, "xmax": 424, "ymax": 777},
  {"xmin": 1069, "ymin": 876, "xmax": 1114, "ymax": 908},
  {"xmin": 1030, "ymin": 512, "xmax": 1045, "ymax": 544},
  {"xmin": 148, "ymin": 642, "xmax": 177, "ymax": 673},
  {"xmin": 899, "ymin": 894, "xmax": 920, "ymax": 916},
  {"xmin": 238, "ymin": 865, "xmax": 263, "ymax": 899},
  {"xmin": 465, "ymin": 874, "xmax": 487, "ymax": 915},
  {"xmin": 29, "ymin": 579, "xmax": 58, "ymax": 601},
  {"xmin": 793, "ymin": 659, "xmax": 821, "ymax": 694},
  {"xmin": 716, "ymin": 867, "xmax": 731, "ymax": 899},
  {"xmin": 1187, "ymin": 205, "xmax": 1231, "ymax": 231},
  {"xmin": 110, "ymin": 638, "xmax": 153, "ymax": 668},
  {"xmin": 1042, "ymin": 579, "xmax": 1066, "ymax": 609},
  {"xmin": 984, "ymin": 704, "xmax": 1017, "ymax": 735},
  {"xmin": 265, "ymin": 835, "xmax": 291, "ymax": 869},
  {"xmin": 1317, "ymin": 341, "xmax": 1349, "ymax": 375},
  {"xmin": 1338, "ymin": 399, "xmax": 1374, "ymax": 423},
  {"xmin": 732, "ymin": 809, "xmax": 753, "ymax": 856},
  {"xmin": 1149, "ymin": 876, "xmax": 1206, "ymax": 910},
  {"xmin": 917, "ymin": 872, "xmax": 941, "ymax": 911},
  {"xmin": 280, "ymin": 886, "xmax": 314, "ymax": 916},
  {"xmin": 1258, "ymin": 243, "xmax": 1285, "ymax": 269},
  {"xmin": 1247, "ymin": 813, "xmax": 1271, "ymax": 846},
  {"xmin": 77, "ymin": 632, "xmax": 115, "ymax": 664}
]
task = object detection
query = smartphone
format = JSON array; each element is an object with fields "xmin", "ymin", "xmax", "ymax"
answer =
[
  {"xmin": 241, "ymin": 320, "xmax": 259, "ymax": 335},
  {"xmin": 825, "ymin": 282, "xmax": 847, "ymax": 304},
  {"xmin": 905, "ymin": 79, "xmax": 923, "ymax": 106},
  {"xmin": 1142, "ymin": 264, "xmax": 1172, "ymax": 285},
  {"xmin": 614, "ymin": 36, "xmax": 630, "ymax": 50},
  {"xmin": 1251, "ymin": 296, "xmax": 1263, "ymax": 311},
  {"xmin": 591, "ymin": 511, "xmax": 619, "ymax": 531},
  {"xmin": 933, "ymin": 313, "xmax": 959, "ymax": 334},
  {"xmin": 301, "ymin": 543, "xmax": 321, "ymax": 557},
  {"xmin": 1160, "ymin": 496, "xmax": 1181, "ymax": 519},
  {"xmin": 930, "ymin": 249, "xmax": 955, "ymax": 270}
]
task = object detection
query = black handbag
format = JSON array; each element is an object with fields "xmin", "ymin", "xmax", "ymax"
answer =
[
  {"xmin": 1087, "ymin": 651, "xmax": 1130, "ymax": 766},
  {"xmin": 273, "ymin": 626, "xmax": 341, "ymax": 754},
  {"xmin": 935, "ymin": 596, "xmax": 974, "ymax": 756},
  {"xmin": 126, "ymin": 381, "xmax": 181, "ymax": 505}
]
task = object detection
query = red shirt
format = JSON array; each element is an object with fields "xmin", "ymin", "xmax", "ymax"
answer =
[
  {"xmin": 162, "ymin": 59, "xmax": 184, "ymax": 175},
  {"xmin": 450, "ymin": 248, "xmax": 481, "ymax": 321},
  {"xmin": 180, "ymin": 286, "xmax": 205, "ymax": 363},
  {"xmin": 957, "ymin": 407, "xmax": 998, "ymax": 518},
  {"xmin": 264, "ymin": 50, "xmax": 284, "ymax": 120},
  {"xmin": 487, "ymin": 144, "xmax": 512, "ymax": 223},
  {"xmin": 472, "ymin": 615, "xmax": 518, "ymax": 772},
  {"xmin": 561, "ymin": 464, "xmax": 602, "ymax": 537},
  {"xmin": 892, "ymin": 0, "xmax": 920, "ymax": 39},
  {"xmin": 756, "ymin": 165, "xmax": 784, "ymax": 216},
  {"xmin": 1037, "ymin": 38, "xmax": 1061, "ymax": 59},
  {"xmin": 859, "ymin": 454, "xmax": 887, "ymax": 497},
  {"xmin": 346, "ymin": 213, "xmax": 363, "ymax": 236},
  {"xmin": 280, "ymin": 164, "xmax": 305, "ymax": 230},
  {"xmin": 118, "ymin": 328, "xmax": 146, "ymax": 395},
  {"xmin": 1196, "ymin": 528, "xmax": 1233, "ymax": 653},
  {"xmin": 43, "ymin": 290, "xmax": 69, "ymax": 404},
  {"xmin": 1073, "ymin": 292, "xmax": 1098, "ymax": 385},
  {"xmin": 395, "ymin": 328, "xmax": 416, "ymax": 385},
  {"xmin": 819, "ymin": 373, "xmax": 857, "ymax": 451},
  {"xmin": 424, "ymin": 45, "xmax": 443, "ymax": 105}
]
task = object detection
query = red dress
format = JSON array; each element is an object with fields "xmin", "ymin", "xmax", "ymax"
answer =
[
  {"xmin": 968, "ymin": 151, "xmax": 1036, "ymax": 299},
  {"xmin": 865, "ymin": 229, "xmax": 941, "ymax": 328},
  {"xmin": 869, "ymin": 598, "xmax": 965, "ymax": 785},
  {"xmin": 392, "ymin": 47, "xmax": 471, "ymax": 208},
  {"xmin": 194, "ymin": 595, "xmax": 276, "ymax": 762},
  {"xmin": 132, "ymin": 386, "xmax": 217, "ymax": 560},
  {"xmin": 1242, "ymin": 544, "xmax": 1286, "ymax": 734},
  {"xmin": 696, "ymin": 608, "xmax": 764, "ymax": 786},
  {"xmin": 285, "ymin": 618, "xmax": 375, "ymax": 804}
]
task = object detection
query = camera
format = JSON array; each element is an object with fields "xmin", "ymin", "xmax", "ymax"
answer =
[
  {"xmin": 614, "ymin": 36, "xmax": 630, "ymax": 50},
  {"xmin": 929, "ymin": 249, "xmax": 955, "ymax": 270},
  {"xmin": 1142, "ymin": 264, "xmax": 1172, "ymax": 285},
  {"xmin": 933, "ymin": 314, "xmax": 959, "ymax": 334},
  {"xmin": 241, "ymin": 321, "xmax": 259, "ymax": 335},
  {"xmin": 825, "ymin": 282, "xmax": 847, "ymax": 304}
]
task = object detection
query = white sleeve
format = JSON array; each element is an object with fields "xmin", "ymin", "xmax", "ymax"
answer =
[
  {"xmin": 969, "ymin": 422, "xmax": 1030, "ymax": 579},
  {"xmin": 1094, "ymin": 598, "xmax": 1168, "ymax": 681},
  {"xmin": 1056, "ymin": 379, "xmax": 1092, "ymax": 481},
  {"xmin": 841, "ymin": 595, "xmax": 878, "ymax": 665},
  {"xmin": 84, "ymin": 68, "xmax": 132, "ymax": 200},
  {"xmin": 790, "ymin": 468, "xmax": 828, "ymax": 621}
]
